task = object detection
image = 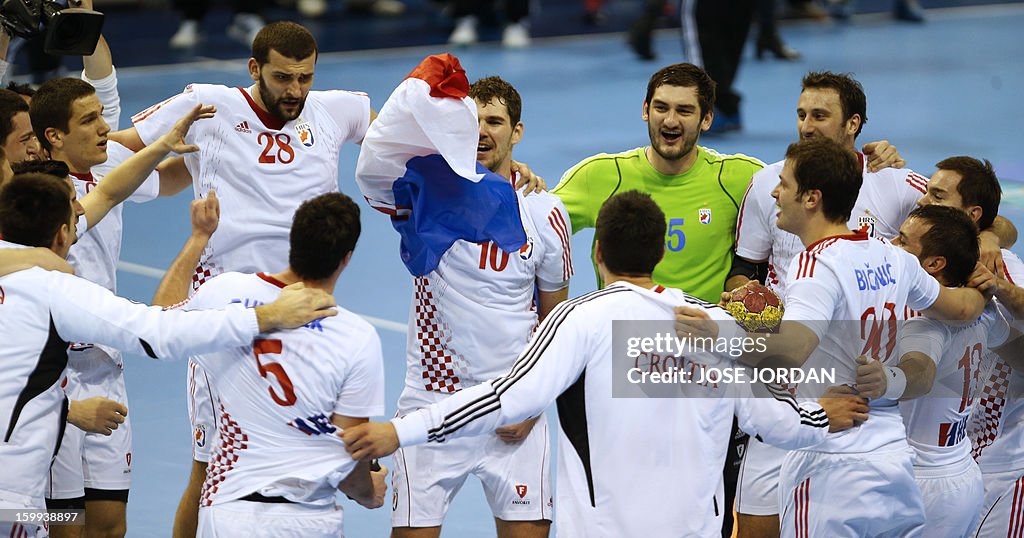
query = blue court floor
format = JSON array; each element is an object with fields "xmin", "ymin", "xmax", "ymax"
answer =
[{"xmin": 104, "ymin": 4, "xmax": 1024, "ymax": 535}]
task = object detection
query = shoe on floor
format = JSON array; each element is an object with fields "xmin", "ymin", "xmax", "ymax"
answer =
[
  {"xmin": 502, "ymin": 22, "xmax": 530, "ymax": 48},
  {"xmin": 170, "ymin": 20, "xmax": 200, "ymax": 48},
  {"xmin": 706, "ymin": 110, "xmax": 742, "ymax": 135},
  {"xmin": 227, "ymin": 14, "xmax": 265, "ymax": 46},
  {"xmin": 449, "ymin": 16, "xmax": 478, "ymax": 46}
]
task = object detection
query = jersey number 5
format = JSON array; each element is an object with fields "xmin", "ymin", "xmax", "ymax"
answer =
[
  {"xmin": 258, "ymin": 133, "xmax": 295, "ymax": 164},
  {"xmin": 253, "ymin": 338, "xmax": 297, "ymax": 406},
  {"xmin": 666, "ymin": 218, "xmax": 685, "ymax": 252}
]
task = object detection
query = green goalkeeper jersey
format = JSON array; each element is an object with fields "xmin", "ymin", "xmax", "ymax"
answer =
[{"xmin": 553, "ymin": 146, "xmax": 763, "ymax": 303}]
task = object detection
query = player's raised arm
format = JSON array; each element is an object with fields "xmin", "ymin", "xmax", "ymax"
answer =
[
  {"xmin": 153, "ymin": 190, "xmax": 219, "ymax": 307},
  {"xmin": 81, "ymin": 104, "xmax": 214, "ymax": 228}
]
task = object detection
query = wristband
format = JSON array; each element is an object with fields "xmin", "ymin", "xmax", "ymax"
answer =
[{"xmin": 882, "ymin": 366, "xmax": 907, "ymax": 400}]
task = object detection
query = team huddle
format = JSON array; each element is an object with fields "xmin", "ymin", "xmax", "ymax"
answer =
[{"xmin": 0, "ymin": 16, "xmax": 1021, "ymax": 538}]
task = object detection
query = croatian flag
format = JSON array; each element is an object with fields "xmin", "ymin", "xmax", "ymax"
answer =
[{"xmin": 355, "ymin": 54, "xmax": 526, "ymax": 276}]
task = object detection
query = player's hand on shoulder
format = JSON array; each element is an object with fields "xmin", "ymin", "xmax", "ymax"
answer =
[
  {"xmin": 157, "ymin": 104, "xmax": 217, "ymax": 155},
  {"xmin": 861, "ymin": 140, "xmax": 906, "ymax": 172},
  {"xmin": 68, "ymin": 397, "xmax": 128, "ymax": 436},
  {"xmin": 853, "ymin": 355, "xmax": 886, "ymax": 400},
  {"xmin": 967, "ymin": 261, "xmax": 999, "ymax": 300},
  {"xmin": 256, "ymin": 282, "xmax": 338, "ymax": 332},
  {"xmin": 191, "ymin": 190, "xmax": 220, "ymax": 239},
  {"xmin": 341, "ymin": 421, "xmax": 400, "ymax": 460},
  {"xmin": 978, "ymin": 231, "xmax": 1005, "ymax": 276},
  {"xmin": 512, "ymin": 160, "xmax": 547, "ymax": 194},
  {"xmin": 674, "ymin": 306, "xmax": 720, "ymax": 339},
  {"xmin": 495, "ymin": 416, "xmax": 540, "ymax": 444},
  {"xmin": 817, "ymin": 385, "xmax": 869, "ymax": 433}
]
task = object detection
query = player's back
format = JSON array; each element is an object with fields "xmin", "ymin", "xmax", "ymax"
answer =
[
  {"xmin": 788, "ymin": 232, "xmax": 938, "ymax": 453},
  {"xmin": 404, "ymin": 187, "xmax": 572, "ymax": 391},
  {"xmin": 0, "ymin": 265, "xmax": 71, "ymax": 509},
  {"xmin": 184, "ymin": 272, "xmax": 385, "ymax": 508},
  {"xmin": 132, "ymin": 83, "xmax": 371, "ymax": 275}
]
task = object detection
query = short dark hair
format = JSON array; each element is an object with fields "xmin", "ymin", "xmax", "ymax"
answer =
[
  {"xmin": 906, "ymin": 205, "xmax": 979, "ymax": 287},
  {"xmin": 785, "ymin": 137, "xmax": 863, "ymax": 223},
  {"xmin": 252, "ymin": 22, "xmax": 317, "ymax": 65},
  {"xmin": 469, "ymin": 76, "xmax": 522, "ymax": 126},
  {"xmin": 288, "ymin": 192, "xmax": 361, "ymax": 280},
  {"xmin": 0, "ymin": 173, "xmax": 72, "ymax": 248},
  {"xmin": 645, "ymin": 63, "xmax": 716, "ymax": 118},
  {"xmin": 6, "ymin": 81, "xmax": 35, "ymax": 98},
  {"xmin": 30, "ymin": 78, "xmax": 96, "ymax": 153},
  {"xmin": 596, "ymin": 191, "xmax": 665, "ymax": 276},
  {"xmin": 801, "ymin": 71, "xmax": 868, "ymax": 138},
  {"xmin": 0, "ymin": 89, "xmax": 30, "ymax": 143},
  {"xmin": 935, "ymin": 156, "xmax": 1001, "ymax": 231},
  {"xmin": 11, "ymin": 159, "xmax": 69, "ymax": 178}
]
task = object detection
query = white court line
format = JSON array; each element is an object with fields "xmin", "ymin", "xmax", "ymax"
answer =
[{"xmin": 117, "ymin": 260, "xmax": 408, "ymax": 334}]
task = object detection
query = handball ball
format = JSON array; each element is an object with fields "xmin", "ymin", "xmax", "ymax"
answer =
[{"xmin": 726, "ymin": 282, "xmax": 784, "ymax": 333}]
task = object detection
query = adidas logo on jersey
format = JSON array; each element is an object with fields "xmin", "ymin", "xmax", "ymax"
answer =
[{"xmin": 235, "ymin": 121, "xmax": 251, "ymax": 134}]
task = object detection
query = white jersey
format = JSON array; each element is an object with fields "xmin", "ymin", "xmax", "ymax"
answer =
[
  {"xmin": 179, "ymin": 272, "xmax": 385, "ymax": 508},
  {"xmin": 405, "ymin": 187, "xmax": 572, "ymax": 392},
  {"xmin": 971, "ymin": 250, "xmax": 1024, "ymax": 472},
  {"xmin": 132, "ymin": 84, "xmax": 371, "ymax": 281},
  {"xmin": 392, "ymin": 281, "xmax": 831, "ymax": 538},
  {"xmin": 899, "ymin": 302, "xmax": 1009, "ymax": 468},
  {"xmin": 783, "ymin": 230, "xmax": 940, "ymax": 453},
  {"xmin": 735, "ymin": 156, "xmax": 927, "ymax": 297},
  {"xmin": 0, "ymin": 251, "xmax": 260, "ymax": 511}
]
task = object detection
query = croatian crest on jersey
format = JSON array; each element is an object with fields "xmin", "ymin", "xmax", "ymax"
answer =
[
  {"xmin": 519, "ymin": 234, "xmax": 535, "ymax": 261},
  {"xmin": 295, "ymin": 119, "xmax": 315, "ymax": 148},
  {"xmin": 699, "ymin": 208, "xmax": 712, "ymax": 225},
  {"xmin": 194, "ymin": 424, "xmax": 207, "ymax": 448},
  {"xmin": 858, "ymin": 215, "xmax": 877, "ymax": 237}
]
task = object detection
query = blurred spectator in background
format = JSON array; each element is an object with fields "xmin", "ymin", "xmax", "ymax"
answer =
[
  {"xmin": 169, "ymin": 0, "xmax": 269, "ymax": 49},
  {"xmin": 449, "ymin": 0, "xmax": 531, "ymax": 48},
  {"xmin": 829, "ymin": 0, "xmax": 926, "ymax": 22},
  {"xmin": 757, "ymin": 0, "xmax": 800, "ymax": 60},
  {"xmin": 583, "ymin": 0, "xmax": 606, "ymax": 25}
]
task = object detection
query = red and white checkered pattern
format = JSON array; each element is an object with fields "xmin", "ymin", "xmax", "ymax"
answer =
[
  {"xmin": 414, "ymin": 277, "xmax": 462, "ymax": 393},
  {"xmin": 970, "ymin": 356, "xmax": 1012, "ymax": 460},
  {"xmin": 192, "ymin": 257, "xmax": 223, "ymax": 294},
  {"xmin": 201, "ymin": 404, "xmax": 249, "ymax": 507}
]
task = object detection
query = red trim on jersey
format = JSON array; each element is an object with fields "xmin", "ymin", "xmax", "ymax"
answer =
[
  {"xmin": 132, "ymin": 93, "xmax": 181, "ymax": 124},
  {"xmin": 548, "ymin": 208, "xmax": 573, "ymax": 281},
  {"xmin": 734, "ymin": 180, "xmax": 757, "ymax": 250},
  {"xmin": 69, "ymin": 171, "xmax": 94, "ymax": 182},
  {"xmin": 1006, "ymin": 264, "xmax": 1018, "ymax": 286},
  {"xmin": 804, "ymin": 228, "xmax": 869, "ymax": 252},
  {"xmin": 651, "ymin": 285, "xmax": 666, "ymax": 293},
  {"xmin": 905, "ymin": 172, "xmax": 929, "ymax": 195},
  {"xmin": 237, "ymin": 87, "xmax": 287, "ymax": 131},
  {"xmin": 856, "ymin": 152, "xmax": 865, "ymax": 171},
  {"xmin": 1010, "ymin": 477, "xmax": 1024, "ymax": 538},
  {"xmin": 257, "ymin": 272, "xmax": 287, "ymax": 288}
]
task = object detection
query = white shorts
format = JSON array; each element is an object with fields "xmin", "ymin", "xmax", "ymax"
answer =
[
  {"xmin": 391, "ymin": 388, "xmax": 553, "ymax": 527},
  {"xmin": 47, "ymin": 347, "xmax": 132, "ymax": 499},
  {"xmin": 975, "ymin": 469, "xmax": 1024, "ymax": 538},
  {"xmin": 779, "ymin": 447, "xmax": 925, "ymax": 538},
  {"xmin": 197, "ymin": 500, "xmax": 344, "ymax": 538},
  {"xmin": 187, "ymin": 360, "xmax": 217, "ymax": 463},
  {"xmin": 915, "ymin": 457, "xmax": 983, "ymax": 538},
  {"xmin": 736, "ymin": 437, "xmax": 786, "ymax": 516}
]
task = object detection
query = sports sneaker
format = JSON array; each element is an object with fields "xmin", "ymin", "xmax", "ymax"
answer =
[
  {"xmin": 169, "ymin": 20, "xmax": 200, "ymax": 48},
  {"xmin": 371, "ymin": 0, "xmax": 405, "ymax": 16},
  {"xmin": 297, "ymin": 0, "xmax": 328, "ymax": 18},
  {"xmin": 502, "ymin": 22, "xmax": 530, "ymax": 48},
  {"xmin": 448, "ymin": 16, "xmax": 478, "ymax": 46},
  {"xmin": 227, "ymin": 14, "xmax": 265, "ymax": 47}
]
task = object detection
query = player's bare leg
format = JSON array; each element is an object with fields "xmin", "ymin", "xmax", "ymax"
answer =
[
  {"xmin": 736, "ymin": 514, "xmax": 780, "ymax": 538},
  {"xmin": 47, "ymin": 497, "xmax": 85, "ymax": 538},
  {"xmin": 48, "ymin": 521, "xmax": 84, "ymax": 538},
  {"xmin": 392, "ymin": 526, "xmax": 441, "ymax": 538},
  {"xmin": 83, "ymin": 498, "xmax": 126, "ymax": 538},
  {"xmin": 495, "ymin": 518, "xmax": 550, "ymax": 537},
  {"xmin": 172, "ymin": 460, "xmax": 207, "ymax": 538}
]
